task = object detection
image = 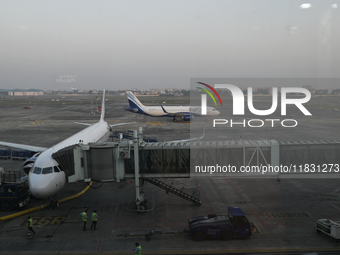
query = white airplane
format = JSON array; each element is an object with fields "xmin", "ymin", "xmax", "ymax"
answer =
[
  {"xmin": 0, "ymin": 90, "xmax": 134, "ymax": 203},
  {"xmin": 124, "ymin": 91, "xmax": 220, "ymax": 122}
]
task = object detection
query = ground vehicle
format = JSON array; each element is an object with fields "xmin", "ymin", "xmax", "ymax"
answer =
[
  {"xmin": 0, "ymin": 183, "xmax": 30, "ymax": 211},
  {"xmin": 11, "ymin": 149, "xmax": 34, "ymax": 160},
  {"xmin": 188, "ymin": 207, "xmax": 252, "ymax": 241},
  {"xmin": 315, "ymin": 218, "xmax": 340, "ymax": 241},
  {"xmin": 0, "ymin": 148, "xmax": 11, "ymax": 159},
  {"xmin": 0, "ymin": 168, "xmax": 30, "ymax": 211}
]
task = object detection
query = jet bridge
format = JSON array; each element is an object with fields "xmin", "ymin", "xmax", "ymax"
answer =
[
  {"xmin": 52, "ymin": 127, "xmax": 340, "ymax": 213},
  {"xmin": 52, "ymin": 128, "xmax": 278, "ymax": 212}
]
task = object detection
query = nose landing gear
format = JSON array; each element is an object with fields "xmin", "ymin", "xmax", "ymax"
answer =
[{"xmin": 49, "ymin": 196, "xmax": 59, "ymax": 209}]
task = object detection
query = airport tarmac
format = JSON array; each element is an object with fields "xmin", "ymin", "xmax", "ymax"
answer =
[{"xmin": 0, "ymin": 94, "xmax": 340, "ymax": 254}]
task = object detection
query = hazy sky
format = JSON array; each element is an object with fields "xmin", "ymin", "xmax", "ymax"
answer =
[{"xmin": 0, "ymin": 0, "xmax": 339, "ymax": 90}]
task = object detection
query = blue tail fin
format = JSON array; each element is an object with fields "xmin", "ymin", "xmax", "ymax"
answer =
[{"xmin": 125, "ymin": 91, "xmax": 145, "ymax": 113}]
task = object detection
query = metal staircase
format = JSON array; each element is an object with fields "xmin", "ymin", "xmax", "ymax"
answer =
[{"xmin": 145, "ymin": 178, "xmax": 201, "ymax": 205}]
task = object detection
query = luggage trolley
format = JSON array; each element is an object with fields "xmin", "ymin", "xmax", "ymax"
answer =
[{"xmin": 315, "ymin": 219, "xmax": 340, "ymax": 243}]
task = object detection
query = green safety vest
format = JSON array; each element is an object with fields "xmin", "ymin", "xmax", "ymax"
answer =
[
  {"xmin": 82, "ymin": 212, "xmax": 87, "ymax": 222},
  {"xmin": 28, "ymin": 218, "xmax": 33, "ymax": 227},
  {"xmin": 135, "ymin": 246, "xmax": 141, "ymax": 255},
  {"xmin": 92, "ymin": 213, "xmax": 98, "ymax": 221}
]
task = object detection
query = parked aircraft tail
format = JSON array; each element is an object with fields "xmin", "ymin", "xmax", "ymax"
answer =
[
  {"xmin": 100, "ymin": 90, "xmax": 106, "ymax": 122},
  {"xmin": 126, "ymin": 91, "xmax": 146, "ymax": 113}
]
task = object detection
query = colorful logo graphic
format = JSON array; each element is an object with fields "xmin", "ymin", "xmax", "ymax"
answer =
[{"xmin": 196, "ymin": 82, "xmax": 223, "ymax": 106}]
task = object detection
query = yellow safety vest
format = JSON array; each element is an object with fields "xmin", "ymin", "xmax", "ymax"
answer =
[
  {"xmin": 82, "ymin": 212, "xmax": 87, "ymax": 222},
  {"xmin": 136, "ymin": 246, "xmax": 141, "ymax": 255},
  {"xmin": 28, "ymin": 218, "xmax": 33, "ymax": 227},
  {"xmin": 92, "ymin": 213, "xmax": 97, "ymax": 221}
]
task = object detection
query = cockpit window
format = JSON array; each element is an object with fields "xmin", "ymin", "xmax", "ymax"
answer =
[
  {"xmin": 42, "ymin": 167, "xmax": 53, "ymax": 174},
  {"xmin": 33, "ymin": 167, "xmax": 42, "ymax": 174},
  {"xmin": 54, "ymin": 166, "xmax": 61, "ymax": 172}
]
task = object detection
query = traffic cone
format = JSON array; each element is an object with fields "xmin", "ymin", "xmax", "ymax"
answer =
[
  {"xmin": 126, "ymin": 179, "xmax": 129, "ymax": 184},
  {"xmin": 26, "ymin": 230, "xmax": 33, "ymax": 239}
]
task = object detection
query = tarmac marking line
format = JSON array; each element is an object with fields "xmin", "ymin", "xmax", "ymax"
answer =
[
  {"xmin": 250, "ymin": 222, "xmax": 261, "ymax": 234},
  {"xmin": 20, "ymin": 216, "xmax": 67, "ymax": 226},
  {"xmin": 264, "ymin": 212, "xmax": 311, "ymax": 219},
  {"xmin": 252, "ymin": 183, "xmax": 302, "ymax": 216},
  {"xmin": 97, "ymin": 236, "xmax": 102, "ymax": 252},
  {"xmin": 295, "ymin": 201, "xmax": 328, "ymax": 226},
  {"xmin": 146, "ymin": 122, "xmax": 163, "ymax": 126}
]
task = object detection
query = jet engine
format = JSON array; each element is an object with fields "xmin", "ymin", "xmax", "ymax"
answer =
[
  {"xmin": 22, "ymin": 152, "xmax": 40, "ymax": 175},
  {"xmin": 181, "ymin": 114, "xmax": 194, "ymax": 121}
]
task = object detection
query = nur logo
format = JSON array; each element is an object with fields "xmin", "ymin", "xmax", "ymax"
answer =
[
  {"xmin": 198, "ymin": 82, "xmax": 311, "ymax": 116},
  {"xmin": 196, "ymin": 82, "xmax": 223, "ymax": 115}
]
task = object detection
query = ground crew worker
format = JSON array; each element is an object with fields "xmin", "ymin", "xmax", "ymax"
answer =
[
  {"xmin": 27, "ymin": 216, "xmax": 35, "ymax": 235},
  {"xmin": 133, "ymin": 242, "xmax": 141, "ymax": 255},
  {"xmin": 80, "ymin": 210, "xmax": 88, "ymax": 231},
  {"xmin": 90, "ymin": 210, "xmax": 98, "ymax": 230}
]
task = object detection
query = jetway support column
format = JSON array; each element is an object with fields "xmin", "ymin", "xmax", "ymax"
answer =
[{"xmin": 134, "ymin": 129, "xmax": 146, "ymax": 213}]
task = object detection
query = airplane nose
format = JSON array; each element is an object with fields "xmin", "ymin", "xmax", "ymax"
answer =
[{"xmin": 29, "ymin": 172, "xmax": 66, "ymax": 198}]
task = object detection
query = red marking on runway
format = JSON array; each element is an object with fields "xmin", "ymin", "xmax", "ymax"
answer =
[{"xmin": 97, "ymin": 236, "xmax": 102, "ymax": 252}]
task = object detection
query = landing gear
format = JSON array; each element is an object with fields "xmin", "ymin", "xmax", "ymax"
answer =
[
  {"xmin": 173, "ymin": 117, "xmax": 177, "ymax": 122},
  {"xmin": 50, "ymin": 196, "xmax": 59, "ymax": 209},
  {"xmin": 136, "ymin": 201, "xmax": 148, "ymax": 214}
]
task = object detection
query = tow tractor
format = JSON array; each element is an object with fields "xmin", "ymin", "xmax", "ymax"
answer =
[
  {"xmin": 188, "ymin": 207, "xmax": 252, "ymax": 241},
  {"xmin": 315, "ymin": 218, "xmax": 340, "ymax": 242},
  {"xmin": 117, "ymin": 207, "xmax": 252, "ymax": 241}
]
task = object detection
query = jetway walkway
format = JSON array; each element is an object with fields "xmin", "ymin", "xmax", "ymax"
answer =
[
  {"xmin": 49, "ymin": 127, "xmax": 340, "ymax": 212},
  {"xmin": 145, "ymin": 178, "xmax": 201, "ymax": 205}
]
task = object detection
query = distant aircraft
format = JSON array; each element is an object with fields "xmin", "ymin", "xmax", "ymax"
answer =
[
  {"xmin": 0, "ymin": 90, "xmax": 134, "ymax": 206},
  {"xmin": 124, "ymin": 91, "xmax": 220, "ymax": 122}
]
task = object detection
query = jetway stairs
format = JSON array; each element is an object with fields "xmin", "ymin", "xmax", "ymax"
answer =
[{"xmin": 145, "ymin": 178, "xmax": 201, "ymax": 205}]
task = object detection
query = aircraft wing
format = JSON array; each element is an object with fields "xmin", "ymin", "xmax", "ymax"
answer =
[
  {"xmin": 0, "ymin": 141, "xmax": 48, "ymax": 152},
  {"xmin": 75, "ymin": 122, "xmax": 135, "ymax": 127},
  {"xmin": 74, "ymin": 122, "xmax": 92, "ymax": 126},
  {"xmin": 110, "ymin": 122, "xmax": 135, "ymax": 127},
  {"xmin": 166, "ymin": 124, "xmax": 205, "ymax": 143}
]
